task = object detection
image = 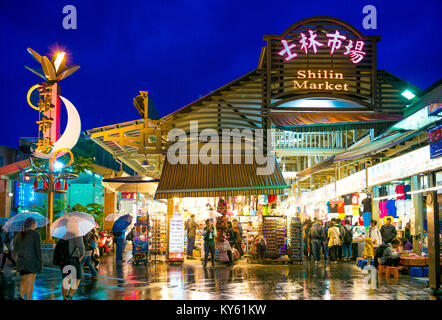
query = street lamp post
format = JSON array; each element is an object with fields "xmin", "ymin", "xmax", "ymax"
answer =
[{"xmin": 25, "ymin": 48, "xmax": 80, "ymax": 244}]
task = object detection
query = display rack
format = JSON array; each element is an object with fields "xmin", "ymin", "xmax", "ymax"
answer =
[
  {"xmin": 289, "ymin": 216, "xmax": 303, "ymax": 263},
  {"xmin": 262, "ymin": 216, "xmax": 287, "ymax": 259}
]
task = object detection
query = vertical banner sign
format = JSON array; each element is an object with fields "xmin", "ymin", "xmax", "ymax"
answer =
[{"xmin": 169, "ymin": 214, "xmax": 184, "ymax": 261}]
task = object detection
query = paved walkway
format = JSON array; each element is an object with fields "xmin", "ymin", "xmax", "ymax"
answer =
[{"xmin": 0, "ymin": 251, "xmax": 438, "ymax": 300}]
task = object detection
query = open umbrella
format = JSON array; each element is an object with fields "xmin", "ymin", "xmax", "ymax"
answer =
[
  {"xmin": 0, "ymin": 217, "xmax": 8, "ymax": 225},
  {"xmin": 112, "ymin": 214, "xmax": 133, "ymax": 233},
  {"xmin": 51, "ymin": 211, "xmax": 96, "ymax": 240},
  {"xmin": 105, "ymin": 213, "xmax": 120, "ymax": 222},
  {"xmin": 2, "ymin": 212, "xmax": 49, "ymax": 232}
]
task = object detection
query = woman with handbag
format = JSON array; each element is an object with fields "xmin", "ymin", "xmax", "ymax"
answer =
[{"xmin": 0, "ymin": 227, "xmax": 16, "ymax": 272}]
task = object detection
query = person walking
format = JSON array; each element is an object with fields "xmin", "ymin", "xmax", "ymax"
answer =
[
  {"xmin": 322, "ymin": 221, "xmax": 329, "ymax": 263},
  {"xmin": 309, "ymin": 219, "xmax": 325, "ymax": 265},
  {"xmin": 61, "ymin": 235, "xmax": 85, "ymax": 300},
  {"xmin": 81, "ymin": 230, "xmax": 97, "ymax": 278},
  {"xmin": 13, "ymin": 218, "xmax": 42, "ymax": 300},
  {"xmin": 380, "ymin": 218, "xmax": 397, "ymax": 244},
  {"xmin": 114, "ymin": 228, "xmax": 127, "ymax": 262},
  {"xmin": 0, "ymin": 227, "xmax": 16, "ymax": 272},
  {"xmin": 366, "ymin": 220, "xmax": 382, "ymax": 249},
  {"xmin": 327, "ymin": 222, "xmax": 341, "ymax": 264},
  {"xmin": 202, "ymin": 219, "xmax": 216, "ymax": 267},
  {"xmin": 341, "ymin": 220, "xmax": 353, "ymax": 262},
  {"xmin": 185, "ymin": 214, "xmax": 199, "ymax": 260},
  {"xmin": 303, "ymin": 219, "xmax": 312, "ymax": 260},
  {"xmin": 232, "ymin": 220, "xmax": 243, "ymax": 258}
]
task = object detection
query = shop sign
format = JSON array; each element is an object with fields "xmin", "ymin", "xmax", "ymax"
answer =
[
  {"xmin": 336, "ymin": 170, "xmax": 366, "ymax": 196},
  {"xmin": 293, "ymin": 70, "xmax": 350, "ymax": 92},
  {"xmin": 121, "ymin": 192, "xmax": 137, "ymax": 200},
  {"xmin": 279, "ymin": 30, "xmax": 366, "ymax": 64},
  {"xmin": 429, "ymin": 124, "xmax": 442, "ymax": 159},
  {"xmin": 169, "ymin": 215, "xmax": 184, "ymax": 261},
  {"xmin": 367, "ymin": 146, "xmax": 442, "ymax": 186}
]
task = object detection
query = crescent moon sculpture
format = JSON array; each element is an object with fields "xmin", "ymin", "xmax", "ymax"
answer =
[{"xmin": 33, "ymin": 95, "xmax": 81, "ymax": 159}]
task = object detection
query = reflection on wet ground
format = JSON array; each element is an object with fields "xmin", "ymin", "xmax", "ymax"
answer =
[{"xmin": 0, "ymin": 251, "xmax": 438, "ymax": 300}]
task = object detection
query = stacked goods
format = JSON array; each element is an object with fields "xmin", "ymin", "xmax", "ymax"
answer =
[
  {"xmin": 150, "ymin": 216, "xmax": 166, "ymax": 254},
  {"xmin": 289, "ymin": 217, "xmax": 303, "ymax": 262},
  {"xmin": 262, "ymin": 217, "xmax": 287, "ymax": 258}
]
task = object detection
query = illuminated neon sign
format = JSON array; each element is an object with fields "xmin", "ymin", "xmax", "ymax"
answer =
[
  {"xmin": 279, "ymin": 30, "xmax": 366, "ymax": 64},
  {"xmin": 293, "ymin": 70, "xmax": 350, "ymax": 91}
]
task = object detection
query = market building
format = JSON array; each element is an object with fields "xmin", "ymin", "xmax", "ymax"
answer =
[{"xmin": 5, "ymin": 16, "xmax": 436, "ymax": 291}]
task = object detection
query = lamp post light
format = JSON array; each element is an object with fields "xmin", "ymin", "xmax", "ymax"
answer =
[{"xmin": 25, "ymin": 48, "xmax": 81, "ymax": 244}]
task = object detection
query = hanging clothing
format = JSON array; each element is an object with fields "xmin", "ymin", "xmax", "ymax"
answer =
[
  {"xmin": 404, "ymin": 184, "xmax": 411, "ymax": 200},
  {"xmin": 352, "ymin": 206, "xmax": 360, "ymax": 216},
  {"xmin": 362, "ymin": 212, "xmax": 372, "ymax": 227},
  {"xmin": 361, "ymin": 197, "xmax": 372, "ymax": 213},
  {"xmin": 386, "ymin": 200, "xmax": 397, "ymax": 218},
  {"xmin": 337, "ymin": 202, "xmax": 345, "ymax": 214},
  {"xmin": 344, "ymin": 205, "xmax": 353, "ymax": 216},
  {"xmin": 379, "ymin": 201, "xmax": 388, "ymax": 218},
  {"xmin": 395, "ymin": 185, "xmax": 405, "ymax": 200},
  {"xmin": 343, "ymin": 195, "xmax": 353, "ymax": 205},
  {"xmin": 351, "ymin": 193, "xmax": 360, "ymax": 205}
]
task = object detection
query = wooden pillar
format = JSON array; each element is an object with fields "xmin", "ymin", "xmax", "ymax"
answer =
[
  {"xmin": 427, "ymin": 173, "xmax": 440, "ymax": 292},
  {"xmin": 104, "ymin": 189, "xmax": 117, "ymax": 230},
  {"xmin": 411, "ymin": 175, "xmax": 424, "ymax": 253}
]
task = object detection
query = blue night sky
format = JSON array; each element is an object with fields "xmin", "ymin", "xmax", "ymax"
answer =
[{"xmin": 0, "ymin": 0, "xmax": 441, "ymax": 148}]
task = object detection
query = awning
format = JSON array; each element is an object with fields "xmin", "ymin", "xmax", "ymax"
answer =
[
  {"xmin": 154, "ymin": 156, "xmax": 289, "ymax": 199},
  {"xmin": 296, "ymin": 156, "xmax": 335, "ymax": 180},
  {"xmin": 0, "ymin": 159, "xmax": 30, "ymax": 178},
  {"xmin": 334, "ymin": 131, "xmax": 418, "ymax": 162},
  {"xmin": 270, "ymin": 112, "xmax": 403, "ymax": 132},
  {"xmin": 102, "ymin": 176, "xmax": 159, "ymax": 194},
  {"xmin": 296, "ymin": 130, "xmax": 417, "ymax": 179}
]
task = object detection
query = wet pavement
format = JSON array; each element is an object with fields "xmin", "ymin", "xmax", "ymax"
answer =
[{"xmin": 0, "ymin": 250, "xmax": 438, "ymax": 300}]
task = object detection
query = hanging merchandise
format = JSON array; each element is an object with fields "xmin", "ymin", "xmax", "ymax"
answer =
[
  {"xmin": 352, "ymin": 205, "xmax": 360, "ymax": 216},
  {"xmin": 361, "ymin": 196, "xmax": 372, "ymax": 213},
  {"xmin": 33, "ymin": 179, "xmax": 38, "ymax": 190},
  {"xmin": 379, "ymin": 200, "xmax": 388, "ymax": 218},
  {"xmin": 268, "ymin": 195, "xmax": 277, "ymax": 204},
  {"xmin": 386, "ymin": 199, "xmax": 398, "ymax": 218},
  {"xmin": 395, "ymin": 184, "xmax": 405, "ymax": 200},
  {"xmin": 55, "ymin": 180, "xmax": 61, "ymax": 190},
  {"xmin": 64, "ymin": 180, "xmax": 68, "ymax": 190},
  {"xmin": 362, "ymin": 211, "xmax": 372, "ymax": 227},
  {"xmin": 351, "ymin": 193, "xmax": 360, "ymax": 205},
  {"xmin": 262, "ymin": 205, "xmax": 270, "ymax": 216},
  {"xmin": 404, "ymin": 184, "xmax": 411, "ymax": 200},
  {"xmin": 217, "ymin": 198, "xmax": 227, "ymax": 214}
]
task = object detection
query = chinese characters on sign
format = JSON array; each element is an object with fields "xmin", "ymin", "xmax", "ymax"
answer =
[{"xmin": 279, "ymin": 30, "xmax": 366, "ymax": 64}]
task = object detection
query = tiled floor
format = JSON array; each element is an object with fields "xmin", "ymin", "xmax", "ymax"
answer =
[{"xmin": 0, "ymin": 251, "xmax": 438, "ymax": 300}]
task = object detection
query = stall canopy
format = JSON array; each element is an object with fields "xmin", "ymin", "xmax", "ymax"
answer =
[
  {"xmin": 154, "ymin": 156, "xmax": 289, "ymax": 199},
  {"xmin": 296, "ymin": 130, "xmax": 417, "ymax": 179},
  {"xmin": 102, "ymin": 176, "xmax": 159, "ymax": 194},
  {"xmin": 270, "ymin": 111, "xmax": 403, "ymax": 132}
]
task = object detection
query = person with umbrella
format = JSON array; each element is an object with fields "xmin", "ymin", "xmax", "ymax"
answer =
[
  {"xmin": 112, "ymin": 214, "xmax": 132, "ymax": 262},
  {"xmin": 13, "ymin": 217, "xmax": 43, "ymax": 300},
  {"xmin": 51, "ymin": 211, "xmax": 95, "ymax": 300}
]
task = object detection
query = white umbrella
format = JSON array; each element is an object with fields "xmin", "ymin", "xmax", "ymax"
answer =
[
  {"xmin": 105, "ymin": 213, "xmax": 120, "ymax": 222},
  {"xmin": 2, "ymin": 212, "xmax": 49, "ymax": 232},
  {"xmin": 51, "ymin": 211, "xmax": 96, "ymax": 240}
]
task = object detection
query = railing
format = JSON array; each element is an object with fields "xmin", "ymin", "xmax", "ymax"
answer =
[{"xmin": 272, "ymin": 130, "xmax": 350, "ymax": 153}]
